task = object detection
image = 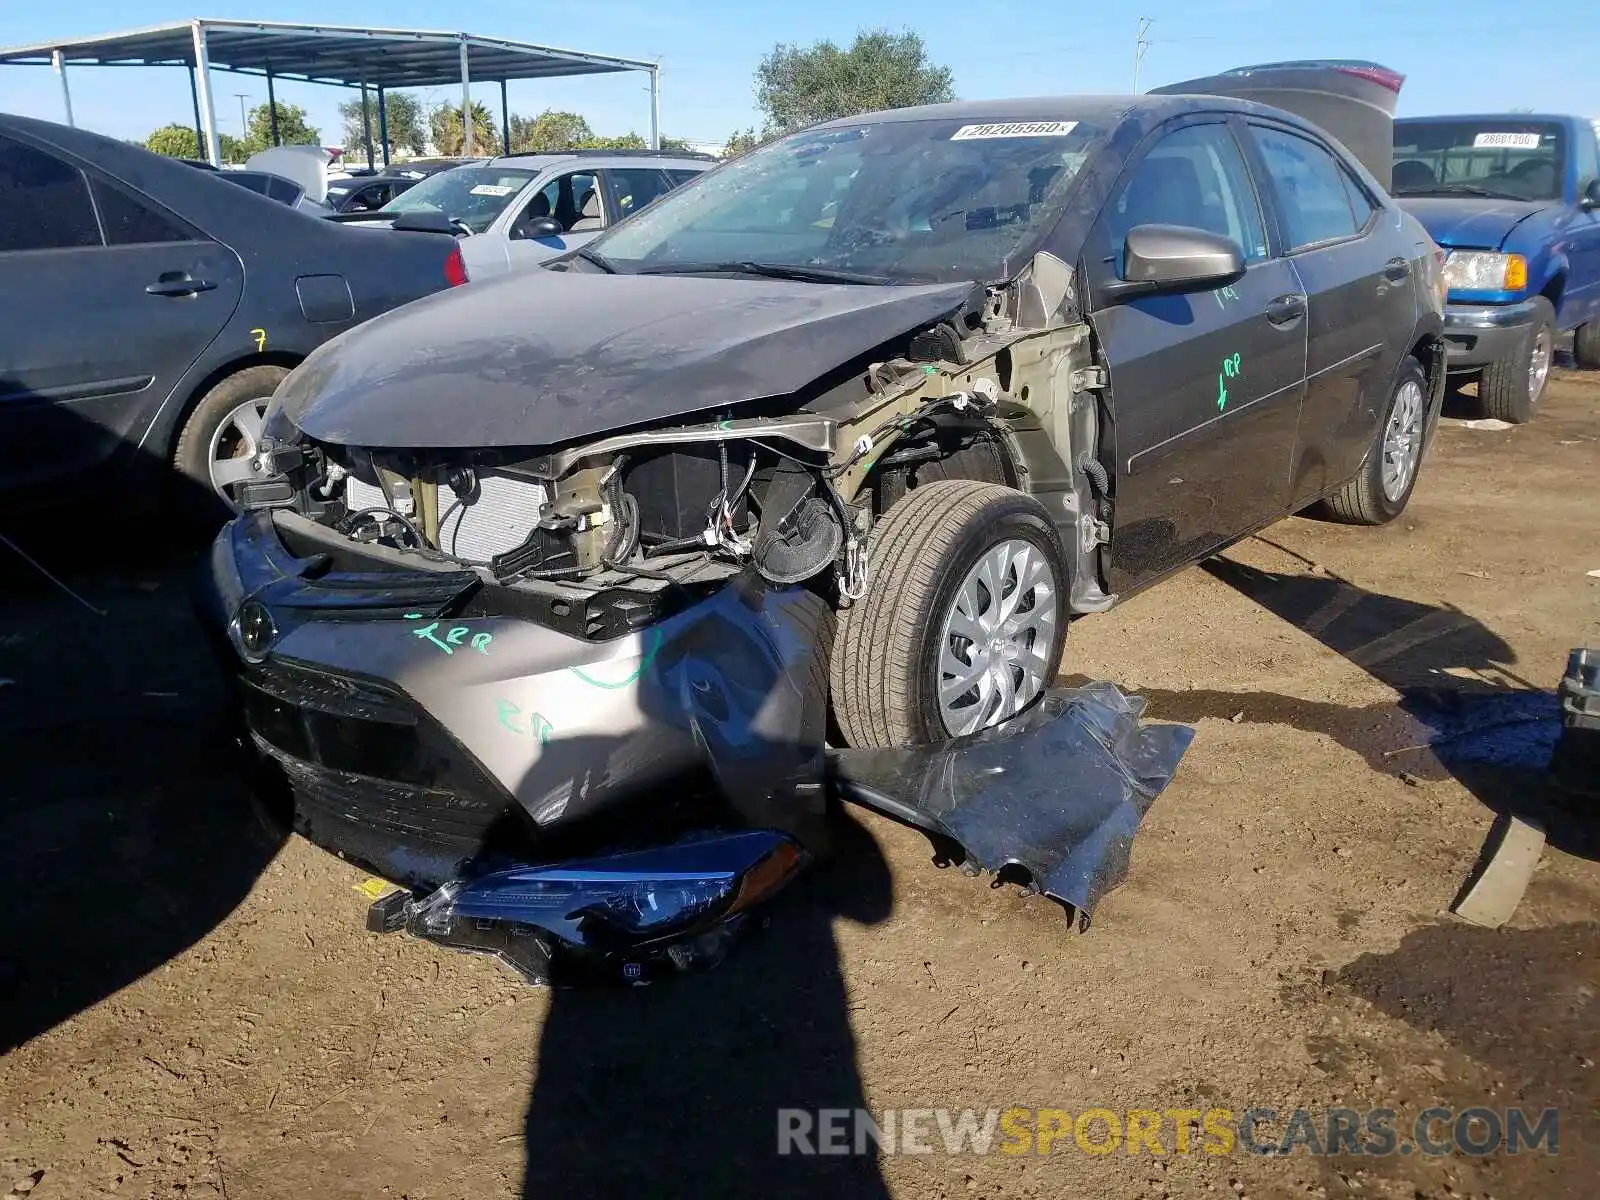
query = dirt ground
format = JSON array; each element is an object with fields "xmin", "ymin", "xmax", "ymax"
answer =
[{"xmin": 2, "ymin": 370, "xmax": 1596, "ymax": 1200}]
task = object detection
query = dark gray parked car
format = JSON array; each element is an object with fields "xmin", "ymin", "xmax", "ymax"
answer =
[
  {"xmin": 202, "ymin": 63, "xmax": 1446, "ymax": 905},
  {"xmin": 0, "ymin": 113, "xmax": 470, "ymax": 518}
]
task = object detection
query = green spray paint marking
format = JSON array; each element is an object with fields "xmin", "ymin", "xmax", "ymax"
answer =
[
  {"xmin": 1217, "ymin": 352, "xmax": 1242, "ymax": 411},
  {"xmin": 405, "ymin": 612, "xmax": 493, "ymax": 656},
  {"xmin": 568, "ymin": 626, "xmax": 665, "ymax": 689},
  {"xmin": 497, "ymin": 698, "xmax": 553, "ymax": 744}
]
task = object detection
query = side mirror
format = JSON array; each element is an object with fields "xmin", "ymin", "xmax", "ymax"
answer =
[
  {"xmin": 1116, "ymin": 224, "xmax": 1246, "ymax": 295},
  {"xmin": 391, "ymin": 210, "xmax": 456, "ymax": 235},
  {"xmin": 517, "ymin": 216, "xmax": 564, "ymax": 240},
  {"xmin": 1583, "ymin": 178, "xmax": 1600, "ymax": 210}
]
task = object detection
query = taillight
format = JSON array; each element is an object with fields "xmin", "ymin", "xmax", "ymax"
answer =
[{"xmin": 444, "ymin": 245, "xmax": 469, "ymax": 287}]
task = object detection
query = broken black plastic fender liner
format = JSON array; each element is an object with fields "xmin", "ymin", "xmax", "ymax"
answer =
[{"xmin": 829, "ymin": 683, "xmax": 1194, "ymax": 920}]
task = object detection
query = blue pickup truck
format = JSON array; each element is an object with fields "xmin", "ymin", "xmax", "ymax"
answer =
[{"xmin": 1391, "ymin": 114, "xmax": 1600, "ymax": 421}]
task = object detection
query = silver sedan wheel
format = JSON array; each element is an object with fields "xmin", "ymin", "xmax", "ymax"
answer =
[
  {"xmin": 207, "ymin": 398, "xmax": 270, "ymax": 510},
  {"xmin": 936, "ymin": 538, "xmax": 1059, "ymax": 737},
  {"xmin": 1380, "ymin": 379, "xmax": 1426, "ymax": 503},
  {"xmin": 1528, "ymin": 325, "xmax": 1552, "ymax": 401}
]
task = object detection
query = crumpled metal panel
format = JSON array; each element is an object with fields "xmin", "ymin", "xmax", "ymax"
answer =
[{"xmin": 830, "ymin": 682, "xmax": 1194, "ymax": 923}]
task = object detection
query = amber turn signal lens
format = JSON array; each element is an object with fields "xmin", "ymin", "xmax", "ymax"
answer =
[{"xmin": 1504, "ymin": 254, "xmax": 1528, "ymax": 291}]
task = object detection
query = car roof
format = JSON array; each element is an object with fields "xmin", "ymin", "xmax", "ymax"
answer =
[
  {"xmin": 1396, "ymin": 113, "xmax": 1576, "ymax": 125},
  {"xmin": 484, "ymin": 151, "xmax": 715, "ymax": 169}
]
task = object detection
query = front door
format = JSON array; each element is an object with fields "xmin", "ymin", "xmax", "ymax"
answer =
[
  {"xmin": 505, "ymin": 170, "xmax": 602, "ymax": 271},
  {"xmin": 0, "ymin": 133, "xmax": 242, "ymax": 494},
  {"xmin": 1244, "ymin": 120, "xmax": 1415, "ymax": 505},
  {"xmin": 1083, "ymin": 118, "xmax": 1308, "ymax": 593}
]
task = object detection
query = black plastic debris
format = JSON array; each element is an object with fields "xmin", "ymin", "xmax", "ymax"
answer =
[
  {"xmin": 1551, "ymin": 648, "xmax": 1599, "ymax": 798},
  {"xmin": 830, "ymin": 682, "xmax": 1195, "ymax": 926}
]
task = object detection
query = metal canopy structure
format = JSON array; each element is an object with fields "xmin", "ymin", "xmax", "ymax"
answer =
[{"xmin": 0, "ymin": 19, "xmax": 661, "ymax": 167}]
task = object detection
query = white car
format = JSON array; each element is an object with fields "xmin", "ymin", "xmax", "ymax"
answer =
[{"xmin": 357, "ymin": 150, "xmax": 715, "ymax": 279}]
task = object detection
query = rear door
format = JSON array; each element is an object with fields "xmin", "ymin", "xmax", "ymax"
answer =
[
  {"xmin": 0, "ymin": 132, "xmax": 243, "ymax": 492},
  {"xmin": 1083, "ymin": 117, "xmax": 1308, "ymax": 593},
  {"xmin": 1243, "ymin": 120, "xmax": 1415, "ymax": 506}
]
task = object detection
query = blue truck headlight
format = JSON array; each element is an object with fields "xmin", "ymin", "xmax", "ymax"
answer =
[{"xmin": 1442, "ymin": 250, "xmax": 1527, "ymax": 292}]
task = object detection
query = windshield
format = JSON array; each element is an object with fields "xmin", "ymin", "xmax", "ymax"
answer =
[
  {"xmin": 379, "ymin": 165, "xmax": 539, "ymax": 233},
  {"xmin": 1393, "ymin": 120, "xmax": 1565, "ymax": 201},
  {"xmin": 586, "ymin": 118, "xmax": 1099, "ymax": 283}
]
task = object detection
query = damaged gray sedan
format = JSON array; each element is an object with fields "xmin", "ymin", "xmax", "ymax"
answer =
[{"xmin": 202, "ymin": 66, "xmax": 1442, "ymax": 982}]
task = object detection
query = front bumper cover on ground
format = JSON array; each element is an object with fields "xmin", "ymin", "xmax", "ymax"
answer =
[{"xmin": 202, "ymin": 511, "xmax": 1196, "ymax": 983}]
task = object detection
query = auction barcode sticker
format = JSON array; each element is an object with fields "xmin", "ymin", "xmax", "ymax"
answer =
[
  {"xmin": 951, "ymin": 121, "xmax": 1078, "ymax": 140},
  {"xmin": 470, "ymin": 184, "xmax": 517, "ymax": 196},
  {"xmin": 1472, "ymin": 132, "xmax": 1542, "ymax": 149}
]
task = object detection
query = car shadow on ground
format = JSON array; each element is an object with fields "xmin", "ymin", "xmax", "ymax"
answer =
[
  {"xmin": 502, "ymin": 581, "xmax": 894, "ymax": 1197},
  {"xmin": 0, "ymin": 500, "xmax": 284, "ymax": 1054},
  {"xmin": 1128, "ymin": 542, "xmax": 1594, "ymax": 863},
  {"xmin": 519, "ymin": 808, "xmax": 894, "ymax": 1199}
]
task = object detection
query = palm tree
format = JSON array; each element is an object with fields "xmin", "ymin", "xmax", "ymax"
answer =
[{"xmin": 429, "ymin": 102, "xmax": 499, "ymax": 155}]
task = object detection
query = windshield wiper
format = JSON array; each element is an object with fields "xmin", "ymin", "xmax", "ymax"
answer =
[
  {"xmin": 631, "ymin": 260, "xmax": 896, "ymax": 285},
  {"xmin": 1398, "ymin": 182, "xmax": 1528, "ymax": 201},
  {"xmin": 573, "ymin": 246, "xmax": 617, "ymax": 274}
]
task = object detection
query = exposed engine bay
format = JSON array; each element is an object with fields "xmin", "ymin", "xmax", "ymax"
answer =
[{"xmin": 240, "ymin": 259, "xmax": 1114, "ymax": 627}]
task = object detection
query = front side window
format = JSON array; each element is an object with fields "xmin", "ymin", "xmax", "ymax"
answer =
[
  {"xmin": 608, "ymin": 168, "xmax": 673, "ymax": 219},
  {"xmin": 1392, "ymin": 120, "xmax": 1566, "ymax": 202},
  {"xmin": 379, "ymin": 165, "xmax": 540, "ymax": 233},
  {"xmin": 1106, "ymin": 123, "xmax": 1269, "ymax": 263},
  {"xmin": 0, "ymin": 135, "xmax": 101, "ymax": 252},
  {"xmin": 586, "ymin": 117, "xmax": 1100, "ymax": 283},
  {"xmin": 1251, "ymin": 126, "xmax": 1362, "ymax": 249}
]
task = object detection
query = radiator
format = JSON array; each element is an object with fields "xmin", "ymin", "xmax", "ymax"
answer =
[{"xmin": 343, "ymin": 472, "xmax": 550, "ymax": 562}]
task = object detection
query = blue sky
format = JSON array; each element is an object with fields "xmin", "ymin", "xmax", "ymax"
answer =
[{"xmin": 0, "ymin": 0, "xmax": 1592, "ymax": 151}]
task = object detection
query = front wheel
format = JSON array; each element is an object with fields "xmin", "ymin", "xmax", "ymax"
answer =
[
  {"xmin": 1317, "ymin": 356, "xmax": 1431, "ymax": 526},
  {"xmin": 1475, "ymin": 296, "xmax": 1554, "ymax": 422},
  {"xmin": 831, "ymin": 480, "xmax": 1069, "ymax": 749}
]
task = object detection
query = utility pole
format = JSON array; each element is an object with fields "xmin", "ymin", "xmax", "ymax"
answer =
[
  {"xmin": 234, "ymin": 92, "xmax": 250, "ymax": 137},
  {"xmin": 1133, "ymin": 17, "xmax": 1153, "ymax": 94}
]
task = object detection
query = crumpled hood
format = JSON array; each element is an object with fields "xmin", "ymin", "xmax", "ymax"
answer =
[
  {"xmin": 278, "ymin": 266, "xmax": 978, "ymax": 449},
  {"xmin": 1395, "ymin": 196, "xmax": 1545, "ymax": 250}
]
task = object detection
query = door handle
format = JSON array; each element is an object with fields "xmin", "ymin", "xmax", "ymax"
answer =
[
  {"xmin": 1383, "ymin": 257, "xmax": 1412, "ymax": 282},
  {"xmin": 1265, "ymin": 294, "xmax": 1307, "ymax": 326},
  {"xmin": 145, "ymin": 275, "xmax": 216, "ymax": 297}
]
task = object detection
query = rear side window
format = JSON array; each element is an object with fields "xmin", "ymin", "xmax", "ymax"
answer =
[
  {"xmin": 1250, "ymin": 126, "xmax": 1363, "ymax": 249},
  {"xmin": 0, "ymin": 134, "xmax": 102, "ymax": 252},
  {"xmin": 665, "ymin": 168, "xmax": 703, "ymax": 186},
  {"xmin": 91, "ymin": 179, "xmax": 195, "ymax": 244}
]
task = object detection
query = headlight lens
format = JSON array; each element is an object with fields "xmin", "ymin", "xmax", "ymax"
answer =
[{"xmin": 1442, "ymin": 250, "xmax": 1527, "ymax": 292}]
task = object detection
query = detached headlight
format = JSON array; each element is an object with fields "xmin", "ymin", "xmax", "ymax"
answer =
[
  {"xmin": 402, "ymin": 830, "xmax": 809, "ymax": 983},
  {"xmin": 1442, "ymin": 250, "xmax": 1528, "ymax": 292}
]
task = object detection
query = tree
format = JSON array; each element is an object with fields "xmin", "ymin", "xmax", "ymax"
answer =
[
  {"xmin": 338, "ymin": 92, "xmax": 425, "ymax": 157},
  {"xmin": 755, "ymin": 28, "xmax": 954, "ymax": 134},
  {"xmin": 509, "ymin": 109, "xmax": 594, "ymax": 152},
  {"xmin": 578, "ymin": 132, "xmax": 648, "ymax": 150},
  {"xmin": 240, "ymin": 102, "xmax": 320, "ymax": 157},
  {"xmin": 721, "ymin": 128, "xmax": 764, "ymax": 158},
  {"xmin": 659, "ymin": 136, "xmax": 695, "ymax": 153},
  {"xmin": 144, "ymin": 123, "xmax": 243, "ymax": 162},
  {"xmin": 430, "ymin": 101, "xmax": 498, "ymax": 155}
]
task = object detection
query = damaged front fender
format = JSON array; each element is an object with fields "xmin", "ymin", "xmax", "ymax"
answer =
[{"xmin": 830, "ymin": 682, "xmax": 1194, "ymax": 926}]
